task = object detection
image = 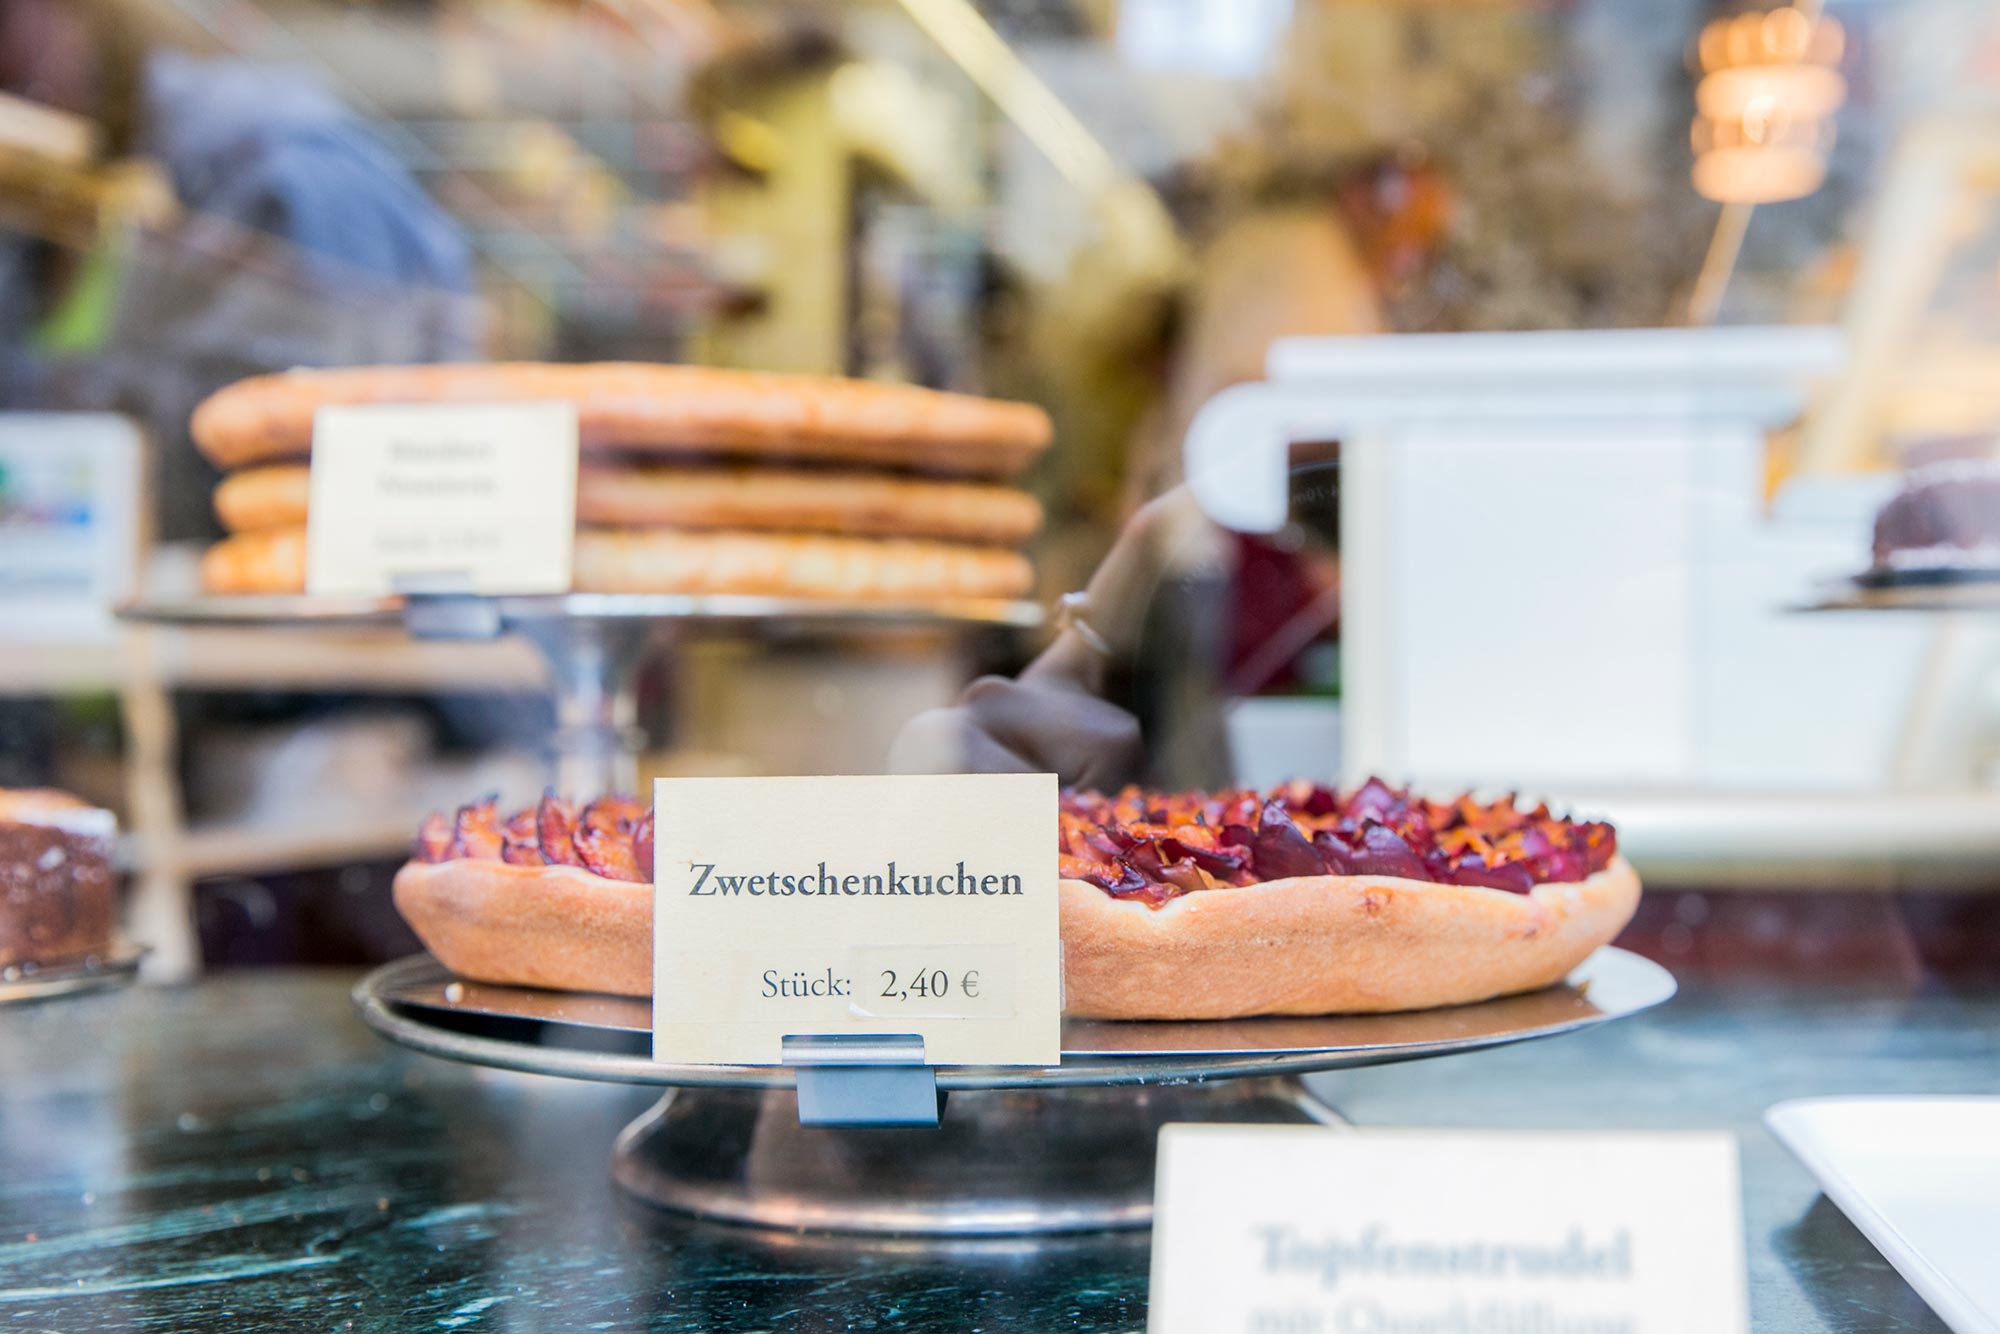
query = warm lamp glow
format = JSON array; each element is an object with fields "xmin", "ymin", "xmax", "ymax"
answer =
[
  {"xmin": 1690, "ymin": 4, "xmax": 1847, "ymax": 204},
  {"xmin": 1692, "ymin": 145, "xmax": 1828, "ymax": 204},
  {"xmin": 1696, "ymin": 63, "xmax": 1846, "ymax": 122}
]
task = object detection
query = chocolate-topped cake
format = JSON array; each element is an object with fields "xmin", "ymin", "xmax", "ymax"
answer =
[
  {"xmin": 1871, "ymin": 460, "xmax": 2000, "ymax": 578},
  {"xmin": 0, "ymin": 789, "xmax": 117, "ymax": 969}
]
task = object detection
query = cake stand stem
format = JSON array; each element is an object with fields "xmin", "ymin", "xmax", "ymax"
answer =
[
  {"xmin": 403, "ymin": 597, "xmax": 657, "ymax": 801},
  {"xmin": 516, "ymin": 616, "xmax": 657, "ymax": 800}
]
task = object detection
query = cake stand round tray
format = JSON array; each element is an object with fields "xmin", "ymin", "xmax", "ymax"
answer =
[
  {"xmin": 1797, "ymin": 573, "xmax": 2000, "ymax": 614},
  {"xmin": 120, "ymin": 591, "xmax": 1044, "ymax": 632},
  {"xmin": 354, "ymin": 948, "xmax": 1675, "ymax": 1237},
  {"xmin": 121, "ymin": 592, "xmax": 1042, "ymax": 798},
  {"xmin": 0, "ymin": 943, "xmax": 147, "ymax": 1006}
]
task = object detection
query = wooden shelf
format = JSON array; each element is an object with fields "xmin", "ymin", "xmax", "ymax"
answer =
[
  {"xmin": 131, "ymin": 814, "xmax": 416, "ymax": 881},
  {"xmin": 0, "ymin": 626, "xmax": 547, "ymax": 696}
]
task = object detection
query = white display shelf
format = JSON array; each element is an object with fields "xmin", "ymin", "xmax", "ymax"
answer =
[{"xmin": 1575, "ymin": 788, "xmax": 2000, "ymax": 889}]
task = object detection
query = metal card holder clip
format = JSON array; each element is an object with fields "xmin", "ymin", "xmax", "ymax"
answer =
[
  {"xmin": 782, "ymin": 1033, "xmax": 944, "ymax": 1128},
  {"xmin": 403, "ymin": 592, "xmax": 502, "ymax": 640}
]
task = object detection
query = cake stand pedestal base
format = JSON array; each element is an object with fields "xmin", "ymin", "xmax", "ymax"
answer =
[{"xmin": 610, "ymin": 1076, "xmax": 1343, "ymax": 1236}]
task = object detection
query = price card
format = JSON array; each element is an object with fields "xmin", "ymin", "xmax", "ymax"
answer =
[
  {"xmin": 651, "ymin": 773, "xmax": 1061, "ymax": 1067},
  {"xmin": 1149, "ymin": 1126, "xmax": 1748, "ymax": 1334},
  {"xmin": 0, "ymin": 413, "xmax": 142, "ymax": 640},
  {"xmin": 305, "ymin": 401, "xmax": 578, "ymax": 596}
]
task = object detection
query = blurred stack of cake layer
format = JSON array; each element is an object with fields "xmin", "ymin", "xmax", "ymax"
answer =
[{"xmin": 191, "ymin": 363, "xmax": 1051, "ymax": 602}]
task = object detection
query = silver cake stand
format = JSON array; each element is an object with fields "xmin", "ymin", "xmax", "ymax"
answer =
[
  {"xmin": 354, "ymin": 947, "xmax": 1675, "ymax": 1236},
  {"xmin": 123, "ymin": 593, "xmax": 1042, "ymax": 797},
  {"xmin": 0, "ymin": 943, "xmax": 147, "ymax": 1006},
  {"xmin": 1796, "ymin": 572, "xmax": 2000, "ymax": 613}
]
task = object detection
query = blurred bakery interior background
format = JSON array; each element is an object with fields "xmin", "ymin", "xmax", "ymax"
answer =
[{"xmin": 3, "ymin": 0, "xmax": 1999, "ymax": 981}]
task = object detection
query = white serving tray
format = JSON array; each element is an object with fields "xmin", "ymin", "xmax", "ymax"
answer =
[{"xmin": 1766, "ymin": 1097, "xmax": 2000, "ymax": 1334}]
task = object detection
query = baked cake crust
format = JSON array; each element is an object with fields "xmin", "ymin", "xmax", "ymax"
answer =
[
  {"xmin": 214, "ymin": 461, "xmax": 1044, "ymax": 545},
  {"xmin": 200, "ymin": 525, "xmax": 1035, "ymax": 601},
  {"xmin": 191, "ymin": 363, "xmax": 1053, "ymax": 477}
]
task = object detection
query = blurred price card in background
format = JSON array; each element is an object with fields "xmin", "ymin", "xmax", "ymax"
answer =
[
  {"xmin": 651, "ymin": 773, "xmax": 1060, "ymax": 1067},
  {"xmin": 0, "ymin": 413, "xmax": 142, "ymax": 641},
  {"xmin": 305, "ymin": 402, "xmax": 578, "ymax": 597},
  {"xmin": 1150, "ymin": 1126, "xmax": 1748, "ymax": 1334}
]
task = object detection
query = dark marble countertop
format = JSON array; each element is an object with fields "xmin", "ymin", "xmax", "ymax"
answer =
[{"xmin": 1, "ymin": 961, "xmax": 1995, "ymax": 1332}]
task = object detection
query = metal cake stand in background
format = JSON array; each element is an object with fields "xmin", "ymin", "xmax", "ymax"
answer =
[
  {"xmin": 114, "ymin": 592, "xmax": 1042, "ymax": 979},
  {"xmin": 353, "ymin": 947, "xmax": 1676, "ymax": 1237},
  {"xmin": 1797, "ymin": 573, "xmax": 2000, "ymax": 614},
  {"xmin": 0, "ymin": 944, "xmax": 147, "ymax": 1006},
  {"xmin": 1806, "ymin": 586, "xmax": 2000, "ymax": 612},
  {"xmin": 123, "ymin": 592, "xmax": 1042, "ymax": 798}
]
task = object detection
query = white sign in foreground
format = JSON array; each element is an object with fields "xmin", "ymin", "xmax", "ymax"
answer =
[
  {"xmin": 1149, "ymin": 1126, "xmax": 1747, "ymax": 1334},
  {"xmin": 651, "ymin": 773, "xmax": 1061, "ymax": 1067},
  {"xmin": 305, "ymin": 401, "xmax": 578, "ymax": 597}
]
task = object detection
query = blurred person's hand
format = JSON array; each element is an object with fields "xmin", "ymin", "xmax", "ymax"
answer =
[
  {"xmin": 889, "ymin": 671, "xmax": 1142, "ymax": 788},
  {"xmin": 890, "ymin": 489, "xmax": 1220, "ymax": 788}
]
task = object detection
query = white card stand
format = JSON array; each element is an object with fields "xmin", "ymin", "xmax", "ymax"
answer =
[{"xmin": 1174, "ymin": 328, "xmax": 1984, "ymax": 873}]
